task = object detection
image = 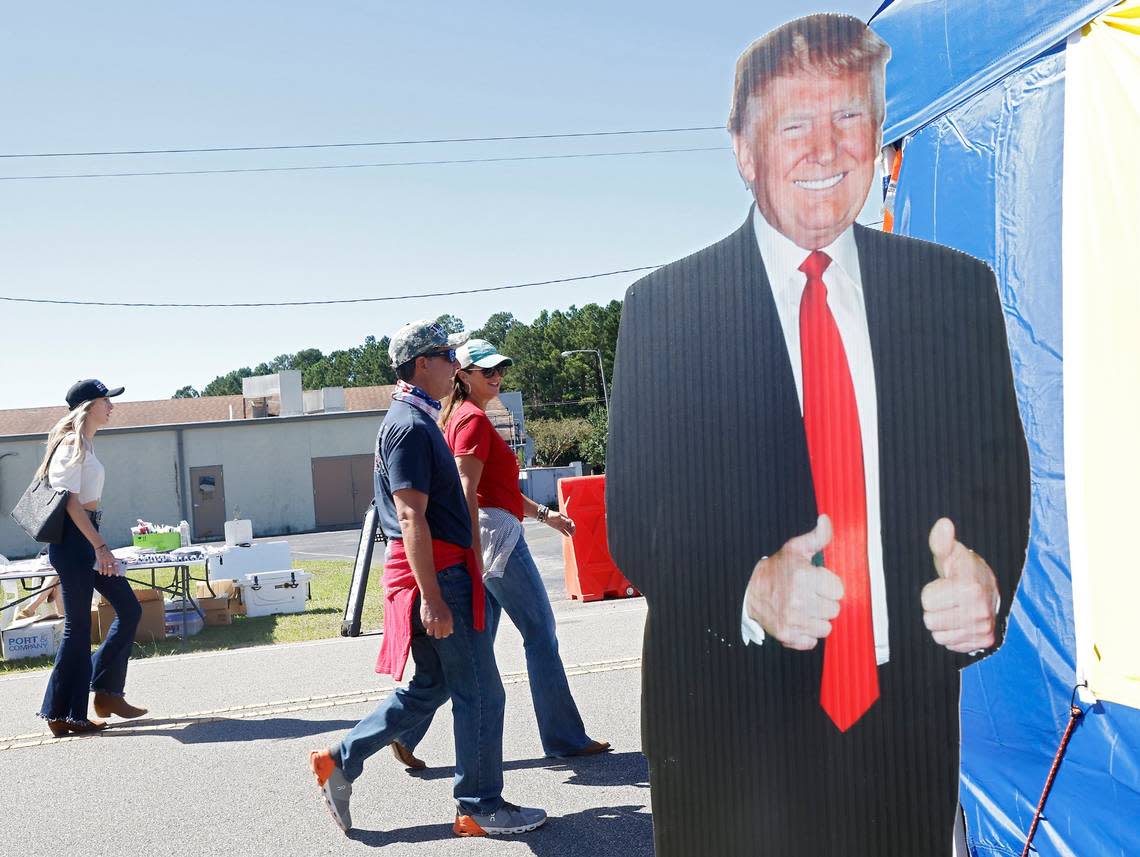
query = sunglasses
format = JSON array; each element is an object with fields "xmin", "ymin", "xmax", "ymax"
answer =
[
  {"xmin": 473, "ymin": 365, "xmax": 507, "ymax": 379},
  {"xmin": 422, "ymin": 348, "xmax": 457, "ymax": 362}
]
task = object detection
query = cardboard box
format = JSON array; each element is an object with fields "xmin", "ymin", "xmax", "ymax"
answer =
[
  {"xmin": 136, "ymin": 591, "xmax": 166, "ymax": 643},
  {"xmin": 2, "ymin": 617, "xmax": 64, "ymax": 660},
  {"xmin": 135, "ymin": 588, "xmax": 164, "ymax": 604},
  {"xmin": 90, "ymin": 594, "xmax": 102, "ymax": 644},
  {"xmin": 203, "ymin": 607, "xmax": 232, "ymax": 626},
  {"xmin": 196, "ymin": 595, "xmax": 232, "ymax": 626},
  {"xmin": 98, "ymin": 588, "xmax": 166, "ymax": 644},
  {"xmin": 198, "ymin": 580, "xmax": 246, "ymax": 616}
]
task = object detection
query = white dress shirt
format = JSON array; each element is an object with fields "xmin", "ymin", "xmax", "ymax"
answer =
[{"xmin": 741, "ymin": 209, "xmax": 891, "ymax": 665}]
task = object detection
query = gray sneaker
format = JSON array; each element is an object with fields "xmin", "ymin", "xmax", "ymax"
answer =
[
  {"xmin": 310, "ymin": 749, "xmax": 353, "ymax": 833},
  {"xmin": 453, "ymin": 801, "xmax": 548, "ymax": 836}
]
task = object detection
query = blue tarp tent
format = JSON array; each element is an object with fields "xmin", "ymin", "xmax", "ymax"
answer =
[{"xmin": 869, "ymin": 2, "xmax": 1140, "ymax": 854}]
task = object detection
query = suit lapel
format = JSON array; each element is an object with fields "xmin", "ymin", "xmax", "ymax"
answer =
[
  {"xmin": 731, "ymin": 208, "xmax": 802, "ymax": 428},
  {"xmin": 731, "ymin": 209, "xmax": 818, "ymax": 536}
]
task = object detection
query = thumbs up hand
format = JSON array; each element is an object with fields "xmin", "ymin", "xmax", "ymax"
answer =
[
  {"xmin": 746, "ymin": 515, "xmax": 845, "ymax": 651},
  {"xmin": 920, "ymin": 517, "xmax": 1000, "ymax": 653}
]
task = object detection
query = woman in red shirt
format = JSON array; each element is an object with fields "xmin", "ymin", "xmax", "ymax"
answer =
[{"xmin": 390, "ymin": 339, "xmax": 609, "ymax": 766}]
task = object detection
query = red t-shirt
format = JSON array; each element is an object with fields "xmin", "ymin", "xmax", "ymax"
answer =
[{"xmin": 445, "ymin": 400, "xmax": 525, "ymax": 521}]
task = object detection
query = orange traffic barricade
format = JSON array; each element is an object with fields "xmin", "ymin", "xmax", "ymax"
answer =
[{"xmin": 557, "ymin": 474, "xmax": 639, "ymax": 602}]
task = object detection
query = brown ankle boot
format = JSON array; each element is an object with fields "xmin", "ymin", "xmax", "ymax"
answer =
[
  {"xmin": 390, "ymin": 740, "xmax": 427, "ymax": 770},
  {"xmin": 68, "ymin": 718, "xmax": 107, "ymax": 734},
  {"xmin": 46, "ymin": 718, "xmax": 107, "ymax": 736},
  {"xmin": 93, "ymin": 692, "xmax": 148, "ymax": 719}
]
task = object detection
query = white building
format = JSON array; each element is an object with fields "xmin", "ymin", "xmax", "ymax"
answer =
[{"xmin": 0, "ymin": 374, "xmax": 526, "ymax": 560}]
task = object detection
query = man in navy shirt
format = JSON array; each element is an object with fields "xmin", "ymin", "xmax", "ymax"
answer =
[{"xmin": 310, "ymin": 319, "xmax": 547, "ymax": 837}]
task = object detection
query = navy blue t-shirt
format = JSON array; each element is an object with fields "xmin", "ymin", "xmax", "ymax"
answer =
[{"xmin": 374, "ymin": 400, "xmax": 471, "ymax": 547}]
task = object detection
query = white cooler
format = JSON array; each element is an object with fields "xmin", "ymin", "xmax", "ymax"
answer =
[
  {"xmin": 241, "ymin": 570, "xmax": 312, "ymax": 617},
  {"xmin": 210, "ymin": 542, "xmax": 292, "ymax": 579}
]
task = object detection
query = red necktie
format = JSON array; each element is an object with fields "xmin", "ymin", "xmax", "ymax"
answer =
[{"xmin": 798, "ymin": 250, "xmax": 879, "ymax": 732}]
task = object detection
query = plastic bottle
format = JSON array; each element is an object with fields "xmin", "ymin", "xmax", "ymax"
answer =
[{"xmin": 179, "ymin": 520, "xmax": 191, "ymax": 547}]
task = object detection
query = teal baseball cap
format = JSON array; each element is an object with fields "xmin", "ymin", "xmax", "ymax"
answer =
[{"xmin": 456, "ymin": 339, "xmax": 513, "ymax": 370}]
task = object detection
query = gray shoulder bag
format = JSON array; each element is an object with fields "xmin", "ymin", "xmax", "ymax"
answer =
[{"xmin": 10, "ymin": 438, "xmax": 71, "ymax": 543}]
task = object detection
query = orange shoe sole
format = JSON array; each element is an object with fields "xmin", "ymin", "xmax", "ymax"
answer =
[
  {"xmin": 453, "ymin": 815, "xmax": 488, "ymax": 837},
  {"xmin": 310, "ymin": 749, "xmax": 336, "ymax": 787}
]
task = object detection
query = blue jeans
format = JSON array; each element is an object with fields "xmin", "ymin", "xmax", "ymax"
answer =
[
  {"xmin": 40, "ymin": 514, "xmax": 142, "ymax": 723},
  {"xmin": 401, "ymin": 536, "xmax": 590, "ymax": 757},
  {"xmin": 335, "ymin": 564, "xmax": 505, "ymax": 816}
]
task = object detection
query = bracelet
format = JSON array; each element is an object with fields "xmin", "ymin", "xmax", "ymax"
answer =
[
  {"xmin": 536, "ymin": 504, "xmax": 550, "ymax": 523},
  {"xmin": 94, "ymin": 544, "xmax": 109, "ymax": 552}
]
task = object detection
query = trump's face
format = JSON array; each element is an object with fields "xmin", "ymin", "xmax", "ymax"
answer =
[{"xmin": 734, "ymin": 69, "xmax": 878, "ymax": 251}]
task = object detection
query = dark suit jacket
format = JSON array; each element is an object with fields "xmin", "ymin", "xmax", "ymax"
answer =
[{"xmin": 606, "ymin": 211, "xmax": 1030, "ymax": 857}]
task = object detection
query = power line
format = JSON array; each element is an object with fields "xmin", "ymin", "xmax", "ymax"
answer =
[
  {"xmin": 0, "ymin": 146, "xmax": 728, "ymax": 182},
  {"xmin": 0, "ymin": 266, "xmax": 659, "ymax": 309},
  {"xmin": 0, "ymin": 126, "xmax": 725, "ymax": 159}
]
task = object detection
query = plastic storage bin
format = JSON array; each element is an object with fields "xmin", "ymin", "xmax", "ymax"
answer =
[
  {"xmin": 164, "ymin": 600, "xmax": 205, "ymax": 638},
  {"xmin": 241, "ymin": 570, "xmax": 312, "ymax": 618},
  {"xmin": 133, "ymin": 532, "xmax": 182, "ymax": 551}
]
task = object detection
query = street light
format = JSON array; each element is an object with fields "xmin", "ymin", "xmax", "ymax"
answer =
[{"xmin": 560, "ymin": 349, "xmax": 609, "ymax": 412}]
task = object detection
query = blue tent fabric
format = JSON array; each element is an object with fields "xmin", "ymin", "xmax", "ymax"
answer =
[
  {"xmin": 879, "ymin": 7, "xmax": 1140, "ymax": 857},
  {"xmin": 871, "ymin": 0, "xmax": 1118, "ymax": 142}
]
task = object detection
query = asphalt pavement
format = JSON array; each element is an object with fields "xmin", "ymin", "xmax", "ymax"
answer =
[{"xmin": 0, "ymin": 523, "xmax": 652, "ymax": 857}]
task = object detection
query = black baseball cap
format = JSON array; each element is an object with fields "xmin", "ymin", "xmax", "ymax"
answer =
[{"xmin": 66, "ymin": 379, "xmax": 125, "ymax": 410}]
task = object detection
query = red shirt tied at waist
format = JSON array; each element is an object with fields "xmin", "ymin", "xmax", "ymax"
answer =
[{"xmin": 374, "ymin": 537, "xmax": 483, "ymax": 678}]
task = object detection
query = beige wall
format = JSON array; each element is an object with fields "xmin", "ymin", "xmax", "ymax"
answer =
[
  {"xmin": 0, "ymin": 437, "xmax": 56, "ymax": 560},
  {"xmin": 0, "ymin": 412, "xmax": 382, "ymax": 559}
]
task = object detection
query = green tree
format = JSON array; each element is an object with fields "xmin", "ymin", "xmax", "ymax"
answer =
[
  {"xmin": 172, "ymin": 385, "xmax": 200, "ymax": 399},
  {"xmin": 434, "ymin": 314, "xmax": 465, "ymax": 334},
  {"xmin": 579, "ymin": 407, "xmax": 609, "ymax": 472},
  {"xmin": 201, "ymin": 367, "xmax": 255, "ymax": 397},
  {"xmin": 354, "ymin": 335, "xmax": 396, "ymax": 386},
  {"xmin": 173, "ymin": 301, "xmax": 620, "ymax": 404},
  {"xmin": 253, "ymin": 347, "xmax": 325, "ymax": 376},
  {"xmin": 303, "ymin": 350, "xmax": 353, "ymax": 389},
  {"xmin": 498, "ymin": 300, "xmax": 622, "ymax": 420},
  {"xmin": 472, "ymin": 311, "xmax": 518, "ymax": 348},
  {"xmin": 527, "ymin": 416, "xmax": 591, "ymax": 466}
]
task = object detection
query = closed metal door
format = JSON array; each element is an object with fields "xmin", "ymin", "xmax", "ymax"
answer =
[
  {"xmin": 349, "ymin": 454, "xmax": 374, "ymax": 523},
  {"xmin": 312, "ymin": 454, "xmax": 373, "ymax": 528},
  {"xmin": 190, "ymin": 465, "xmax": 226, "ymax": 541}
]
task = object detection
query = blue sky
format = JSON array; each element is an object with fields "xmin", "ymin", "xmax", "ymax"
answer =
[{"xmin": 1, "ymin": 1, "xmax": 879, "ymax": 409}]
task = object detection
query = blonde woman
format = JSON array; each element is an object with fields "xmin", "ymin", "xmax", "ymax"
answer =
[{"xmin": 37, "ymin": 379, "xmax": 147, "ymax": 736}]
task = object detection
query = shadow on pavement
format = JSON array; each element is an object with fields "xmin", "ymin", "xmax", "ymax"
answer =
[
  {"xmin": 349, "ymin": 803, "xmax": 653, "ymax": 855},
  {"xmin": 408, "ymin": 750, "xmax": 649, "ymax": 790},
  {"xmin": 106, "ymin": 715, "xmax": 359, "ymax": 744}
]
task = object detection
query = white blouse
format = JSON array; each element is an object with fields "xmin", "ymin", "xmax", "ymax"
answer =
[{"xmin": 48, "ymin": 434, "xmax": 105, "ymax": 505}]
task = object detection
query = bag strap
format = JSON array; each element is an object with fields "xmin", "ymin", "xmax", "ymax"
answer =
[{"xmin": 39, "ymin": 432, "xmax": 75, "ymax": 484}]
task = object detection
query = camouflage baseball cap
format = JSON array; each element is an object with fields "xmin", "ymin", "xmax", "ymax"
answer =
[{"xmin": 388, "ymin": 319, "xmax": 470, "ymax": 368}]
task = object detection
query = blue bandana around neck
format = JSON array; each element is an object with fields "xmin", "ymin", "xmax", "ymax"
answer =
[{"xmin": 392, "ymin": 379, "xmax": 442, "ymax": 421}]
